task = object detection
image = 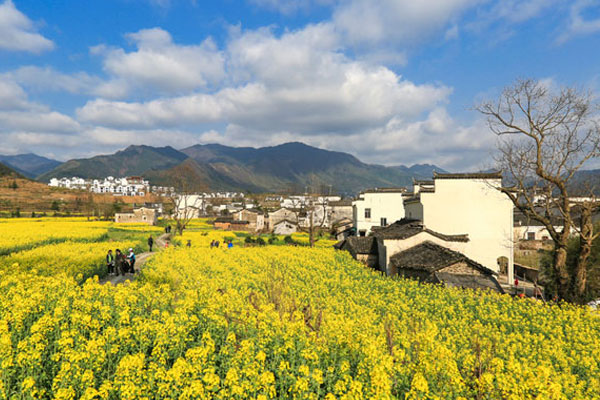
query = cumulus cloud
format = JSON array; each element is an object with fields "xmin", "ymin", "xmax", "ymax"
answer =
[
  {"xmin": 78, "ymin": 24, "xmax": 451, "ymax": 137},
  {"xmin": 0, "ymin": 79, "xmax": 32, "ymax": 110},
  {"xmin": 332, "ymin": 0, "xmax": 482, "ymax": 48},
  {"xmin": 0, "ymin": 78, "xmax": 81, "ymax": 146},
  {"xmin": 0, "ymin": 111, "xmax": 80, "ymax": 133},
  {"xmin": 0, "ymin": 0, "xmax": 54, "ymax": 53},
  {"xmin": 557, "ymin": 0, "xmax": 600, "ymax": 44},
  {"xmin": 4, "ymin": 66, "xmax": 101, "ymax": 94},
  {"xmin": 92, "ymin": 28, "xmax": 225, "ymax": 98}
]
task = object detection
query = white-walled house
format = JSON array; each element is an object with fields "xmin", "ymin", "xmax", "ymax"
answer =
[
  {"xmin": 404, "ymin": 172, "xmax": 514, "ymax": 282},
  {"xmin": 232, "ymin": 209, "xmax": 265, "ymax": 232},
  {"xmin": 273, "ymin": 220, "xmax": 299, "ymax": 235},
  {"xmin": 336, "ymin": 220, "xmax": 504, "ymax": 293},
  {"xmin": 352, "ymin": 189, "xmax": 407, "ymax": 236}
]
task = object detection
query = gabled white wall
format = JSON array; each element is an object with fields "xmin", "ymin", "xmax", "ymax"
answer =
[
  {"xmin": 415, "ymin": 178, "xmax": 513, "ymax": 280},
  {"xmin": 352, "ymin": 192, "xmax": 405, "ymax": 235}
]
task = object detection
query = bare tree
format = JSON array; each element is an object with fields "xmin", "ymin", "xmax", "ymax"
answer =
[
  {"xmin": 167, "ymin": 168, "xmax": 208, "ymax": 235},
  {"xmin": 477, "ymin": 79, "xmax": 600, "ymax": 302},
  {"xmin": 289, "ymin": 195, "xmax": 329, "ymax": 247}
]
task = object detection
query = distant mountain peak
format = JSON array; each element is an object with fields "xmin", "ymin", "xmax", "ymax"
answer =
[
  {"xmin": 0, "ymin": 153, "xmax": 62, "ymax": 179},
  {"xmin": 39, "ymin": 142, "xmax": 449, "ymax": 194}
]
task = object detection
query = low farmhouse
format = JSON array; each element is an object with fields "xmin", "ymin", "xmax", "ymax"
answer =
[
  {"xmin": 231, "ymin": 220, "xmax": 251, "ymax": 231},
  {"xmin": 273, "ymin": 219, "xmax": 299, "ymax": 235},
  {"xmin": 332, "ymin": 218, "xmax": 354, "ymax": 241},
  {"xmin": 268, "ymin": 208, "xmax": 300, "ymax": 228},
  {"xmin": 334, "ymin": 236, "xmax": 378, "ymax": 269},
  {"xmin": 373, "ymin": 219, "xmax": 469, "ymax": 274},
  {"xmin": 391, "ymin": 241, "xmax": 504, "ymax": 292},
  {"xmin": 213, "ymin": 217, "xmax": 233, "ymax": 230},
  {"xmin": 232, "ymin": 209, "xmax": 265, "ymax": 232},
  {"xmin": 336, "ymin": 218, "xmax": 504, "ymax": 293},
  {"xmin": 115, "ymin": 207, "xmax": 157, "ymax": 225}
]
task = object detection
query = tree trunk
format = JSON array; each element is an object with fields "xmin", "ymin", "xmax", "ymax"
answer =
[
  {"xmin": 574, "ymin": 205, "xmax": 594, "ymax": 302},
  {"xmin": 554, "ymin": 246, "xmax": 570, "ymax": 300},
  {"xmin": 309, "ymin": 212, "xmax": 314, "ymax": 248}
]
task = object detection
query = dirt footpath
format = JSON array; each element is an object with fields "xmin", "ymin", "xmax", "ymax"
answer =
[{"xmin": 100, "ymin": 233, "xmax": 169, "ymax": 286}]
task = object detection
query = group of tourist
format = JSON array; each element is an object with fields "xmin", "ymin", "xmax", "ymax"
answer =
[
  {"xmin": 210, "ymin": 240, "xmax": 234, "ymax": 249},
  {"xmin": 105, "ymin": 248, "xmax": 136, "ymax": 276}
]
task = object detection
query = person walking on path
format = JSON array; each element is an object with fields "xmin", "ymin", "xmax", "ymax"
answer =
[
  {"xmin": 128, "ymin": 248, "xmax": 136, "ymax": 273},
  {"xmin": 106, "ymin": 250, "xmax": 115, "ymax": 274},
  {"xmin": 115, "ymin": 249, "xmax": 126, "ymax": 276},
  {"xmin": 148, "ymin": 235, "xmax": 154, "ymax": 252},
  {"xmin": 186, "ymin": 240, "xmax": 191, "ymax": 248}
]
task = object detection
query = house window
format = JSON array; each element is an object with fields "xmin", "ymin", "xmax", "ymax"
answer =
[
  {"xmin": 364, "ymin": 208, "xmax": 371, "ymax": 219},
  {"xmin": 359, "ymin": 230, "xmax": 367, "ymax": 237},
  {"xmin": 527, "ymin": 232, "xmax": 536, "ymax": 241},
  {"xmin": 380, "ymin": 217, "xmax": 387, "ymax": 227}
]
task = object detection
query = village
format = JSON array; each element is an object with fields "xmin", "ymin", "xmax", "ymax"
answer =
[{"xmin": 108, "ymin": 170, "xmax": 599, "ymax": 301}]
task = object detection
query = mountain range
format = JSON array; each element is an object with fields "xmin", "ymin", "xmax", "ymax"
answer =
[
  {"xmin": 0, "ymin": 154, "xmax": 61, "ymax": 179},
  {"xmin": 4, "ymin": 142, "xmax": 599, "ymax": 194},
  {"xmin": 0, "ymin": 162, "xmax": 24, "ymax": 179},
  {"xmin": 27, "ymin": 142, "xmax": 446, "ymax": 194}
]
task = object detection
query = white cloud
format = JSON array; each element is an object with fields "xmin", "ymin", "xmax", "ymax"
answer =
[
  {"xmin": 332, "ymin": 0, "xmax": 482, "ymax": 48},
  {"xmin": 0, "ymin": 78, "xmax": 31, "ymax": 110},
  {"xmin": 0, "ymin": 0, "xmax": 54, "ymax": 53},
  {"xmin": 4, "ymin": 66, "xmax": 101, "ymax": 94},
  {"xmin": 557, "ymin": 0, "xmax": 600, "ymax": 44},
  {"xmin": 0, "ymin": 77, "xmax": 81, "ymax": 148},
  {"xmin": 93, "ymin": 28, "xmax": 225, "ymax": 98},
  {"xmin": 0, "ymin": 111, "xmax": 79, "ymax": 133},
  {"xmin": 78, "ymin": 24, "xmax": 450, "ymax": 135}
]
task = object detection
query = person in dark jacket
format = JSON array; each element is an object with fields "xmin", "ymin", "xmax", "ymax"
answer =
[
  {"xmin": 115, "ymin": 249, "xmax": 126, "ymax": 276},
  {"xmin": 106, "ymin": 250, "xmax": 115, "ymax": 274},
  {"xmin": 148, "ymin": 235, "xmax": 154, "ymax": 252}
]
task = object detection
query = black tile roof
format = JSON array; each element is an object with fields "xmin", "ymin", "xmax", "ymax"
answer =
[
  {"xmin": 374, "ymin": 219, "xmax": 469, "ymax": 242},
  {"xmin": 433, "ymin": 272, "xmax": 504, "ymax": 293},
  {"xmin": 338, "ymin": 236, "xmax": 378, "ymax": 255},
  {"xmin": 391, "ymin": 241, "xmax": 503, "ymax": 293},
  {"xmin": 433, "ymin": 171, "xmax": 502, "ymax": 179},
  {"xmin": 360, "ymin": 187, "xmax": 408, "ymax": 194},
  {"xmin": 390, "ymin": 241, "xmax": 494, "ymax": 275}
]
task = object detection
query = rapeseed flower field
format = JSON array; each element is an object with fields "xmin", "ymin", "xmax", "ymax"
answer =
[{"xmin": 0, "ymin": 218, "xmax": 599, "ymax": 399}]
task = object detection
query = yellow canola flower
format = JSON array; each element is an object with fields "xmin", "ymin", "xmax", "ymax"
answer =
[{"xmin": 0, "ymin": 218, "xmax": 598, "ymax": 399}]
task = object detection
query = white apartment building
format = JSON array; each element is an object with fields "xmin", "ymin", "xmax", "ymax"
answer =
[
  {"xmin": 352, "ymin": 189, "xmax": 407, "ymax": 236},
  {"xmin": 404, "ymin": 172, "xmax": 514, "ymax": 281},
  {"xmin": 49, "ymin": 176, "xmax": 150, "ymax": 196}
]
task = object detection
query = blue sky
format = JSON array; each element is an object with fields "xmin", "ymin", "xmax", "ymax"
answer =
[{"xmin": 0, "ymin": 0, "xmax": 599, "ymax": 170}]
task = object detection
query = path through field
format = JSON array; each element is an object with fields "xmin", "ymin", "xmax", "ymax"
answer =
[{"xmin": 100, "ymin": 233, "xmax": 169, "ymax": 285}]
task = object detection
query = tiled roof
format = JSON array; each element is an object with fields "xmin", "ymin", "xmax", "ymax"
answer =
[
  {"xmin": 342, "ymin": 236, "xmax": 378, "ymax": 255},
  {"xmin": 413, "ymin": 179, "xmax": 434, "ymax": 185},
  {"xmin": 433, "ymin": 171, "xmax": 502, "ymax": 179},
  {"xmin": 374, "ymin": 219, "xmax": 469, "ymax": 242},
  {"xmin": 360, "ymin": 188, "xmax": 407, "ymax": 194},
  {"xmin": 390, "ymin": 241, "xmax": 494, "ymax": 275},
  {"xmin": 433, "ymin": 272, "xmax": 504, "ymax": 293},
  {"xmin": 274, "ymin": 219, "xmax": 298, "ymax": 226}
]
